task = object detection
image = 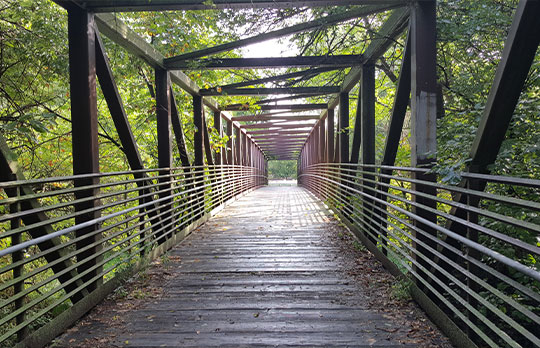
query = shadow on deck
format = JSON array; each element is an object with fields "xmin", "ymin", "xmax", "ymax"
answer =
[{"xmin": 52, "ymin": 185, "xmax": 450, "ymax": 348}]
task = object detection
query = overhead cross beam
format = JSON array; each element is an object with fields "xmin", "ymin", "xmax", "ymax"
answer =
[
  {"xmin": 216, "ymin": 68, "xmax": 338, "ymax": 90},
  {"xmin": 232, "ymin": 115, "xmax": 320, "ymax": 122},
  {"xmin": 165, "ymin": 55, "xmax": 363, "ymax": 70},
  {"xmin": 165, "ymin": 5, "xmax": 397, "ymax": 61},
  {"xmin": 58, "ymin": 0, "xmax": 408, "ymax": 11},
  {"xmin": 241, "ymin": 122, "xmax": 315, "ymax": 129},
  {"xmin": 223, "ymin": 95, "xmax": 324, "ymax": 110},
  {"xmin": 317, "ymin": 7, "xmax": 410, "ymax": 123},
  {"xmin": 247, "ymin": 129, "xmax": 311, "ymax": 135},
  {"xmin": 200, "ymin": 87, "xmax": 339, "ymax": 96}
]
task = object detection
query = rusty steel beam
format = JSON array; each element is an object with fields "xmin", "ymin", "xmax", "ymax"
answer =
[
  {"xmin": 232, "ymin": 115, "xmax": 320, "ymax": 122},
  {"xmin": 68, "ymin": 8, "xmax": 103, "ymax": 294},
  {"xmin": 247, "ymin": 129, "xmax": 311, "ymax": 135},
  {"xmin": 60, "ymin": 0, "xmax": 407, "ymax": 12},
  {"xmin": 201, "ymin": 87, "xmax": 339, "ymax": 96},
  {"xmin": 170, "ymin": 88, "xmax": 191, "ymax": 168},
  {"xmin": 166, "ymin": 55, "xmax": 362, "ymax": 70},
  {"xmin": 213, "ymin": 111, "xmax": 223, "ymax": 165},
  {"xmin": 241, "ymin": 122, "xmax": 316, "ymax": 129},
  {"xmin": 202, "ymin": 114, "xmax": 214, "ymax": 166},
  {"xmin": 410, "ymin": 0, "xmax": 438, "ymax": 289},
  {"xmin": 155, "ymin": 68, "xmax": 173, "ymax": 243},
  {"xmin": 166, "ymin": 5, "xmax": 399, "ymax": 61},
  {"xmin": 223, "ymin": 96, "xmax": 323, "ymax": 110},
  {"xmin": 381, "ymin": 30, "xmax": 411, "ymax": 167}
]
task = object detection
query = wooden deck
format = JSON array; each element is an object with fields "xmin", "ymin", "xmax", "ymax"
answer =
[{"xmin": 53, "ymin": 183, "xmax": 450, "ymax": 348}]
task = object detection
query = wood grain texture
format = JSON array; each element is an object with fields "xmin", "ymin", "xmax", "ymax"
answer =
[{"xmin": 53, "ymin": 184, "xmax": 450, "ymax": 347}]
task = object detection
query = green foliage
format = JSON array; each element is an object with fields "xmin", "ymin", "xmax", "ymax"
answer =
[
  {"xmin": 390, "ymin": 276, "xmax": 412, "ymax": 302},
  {"xmin": 268, "ymin": 160, "xmax": 297, "ymax": 179}
]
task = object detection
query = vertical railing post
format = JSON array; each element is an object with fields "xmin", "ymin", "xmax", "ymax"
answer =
[
  {"xmin": 361, "ymin": 64, "xmax": 376, "ymax": 244},
  {"xmin": 234, "ymin": 125, "xmax": 242, "ymax": 196},
  {"xmin": 226, "ymin": 119, "xmax": 233, "ymax": 166},
  {"xmin": 339, "ymin": 92, "xmax": 350, "ymax": 216},
  {"xmin": 327, "ymin": 109, "xmax": 334, "ymax": 164},
  {"xmin": 466, "ymin": 171, "xmax": 481, "ymax": 337},
  {"xmin": 68, "ymin": 7, "xmax": 102, "ymax": 293},
  {"xmin": 9, "ymin": 176, "xmax": 28, "ymax": 342},
  {"xmin": 410, "ymin": 0, "xmax": 438, "ymax": 288},
  {"xmin": 319, "ymin": 119, "xmax": 326, "ymax": 164},
  {"xmin": 193, "ymin": 95, "xmax": 205, "ymax": 219},
  {"xmin": 156, "ymin": 68, "xmax": 173, "ymax": 241},
  {"xmin": 326, "ymin": 108, "xmax": 335, "ymax": 203},
  {"xmin": 226, "ymin": 119, "xmax": 233, "ymax": 199},
  {"xmin": 213, "ymin": 111, "xmax": 224, "ymax": 206}
]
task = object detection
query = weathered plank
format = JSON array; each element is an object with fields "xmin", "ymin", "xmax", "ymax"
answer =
[{"xmin": 55, "ymin": 185, "xmax": 451, "ymax": 348}]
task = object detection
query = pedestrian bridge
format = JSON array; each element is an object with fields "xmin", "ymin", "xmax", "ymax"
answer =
[{"xmin": 1, "ymin": 1, "xmax": 539, "ymax": 348}]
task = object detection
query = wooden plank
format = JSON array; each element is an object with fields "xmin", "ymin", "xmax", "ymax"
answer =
[
  {"xmin": 53, "ymin": 184, "xmax": 441, "ymax": 347},
  {"xmin": 201, "ymin": 87, "xmax": 339, "ymax": 96},
  {"xmin": 58, "ymin": 0, "xmax": 408, "ymax": 11},
  {"xmin": 165, "ymin": 5, "xmax": 397, "ymax": 61},
  {"xmin": 166, "ymin": 55, "xmax": 363, "ymax": 70}
]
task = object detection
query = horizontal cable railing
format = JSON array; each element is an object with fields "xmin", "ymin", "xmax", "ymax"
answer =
[
  {"xmin": 0, "ymin": 165, "xmax": 267, "ymax": 347},
  {"xmin": 299, "ymin": 163, "xmax": 539, "ymax": 348}
]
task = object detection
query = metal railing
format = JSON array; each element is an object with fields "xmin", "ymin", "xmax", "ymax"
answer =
[
  {"xmin": 299, "ymin": 163, "xmax": 539, "ymax": 348},
  {"xmin": 0, "ymin": 165, "xmax": 267, "ymax": 347}
]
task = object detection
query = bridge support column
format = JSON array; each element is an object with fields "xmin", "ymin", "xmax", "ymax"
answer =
[
  {"xmin": 360, "ymin": 64, "xmax": 376, "ymax": 245},
  {"xmin": 319, "ymin": 117, "xmax": 326, "ymax": 164},
  {"xmin": 226, "ymin": 119, "xmax": 233, "ymax": 165},
  {"xmin": 379, "ymin": 31, "xmax": 412, "ymax": 256},
  {"xmin": 213, "ymin": 111, "xmax": 224, "ymax": 205},
  {"xmin": 327, "ymin": 109, "xmax": 334, "ymax": 163},
  {"xmin": 338, "ymin": 92, "xmax": 350, "ymax": 219},
  {"xmin": 193, "ymin": 95, "xmax": 205, "ymax": 218},
  {"xmin": 156, "ymin": 68, "xmax": 173, "ymax": 242},
  {"xmin": 234, "ymin": 125, "xmax": 242, "ymax": 195},
  {"xmin": 68, "ymin": 8, "xmax": 103, "ymax": 294},
  {"xmin": 410, "ymin": 0, "xmax": 438, "ymax": 288}
]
